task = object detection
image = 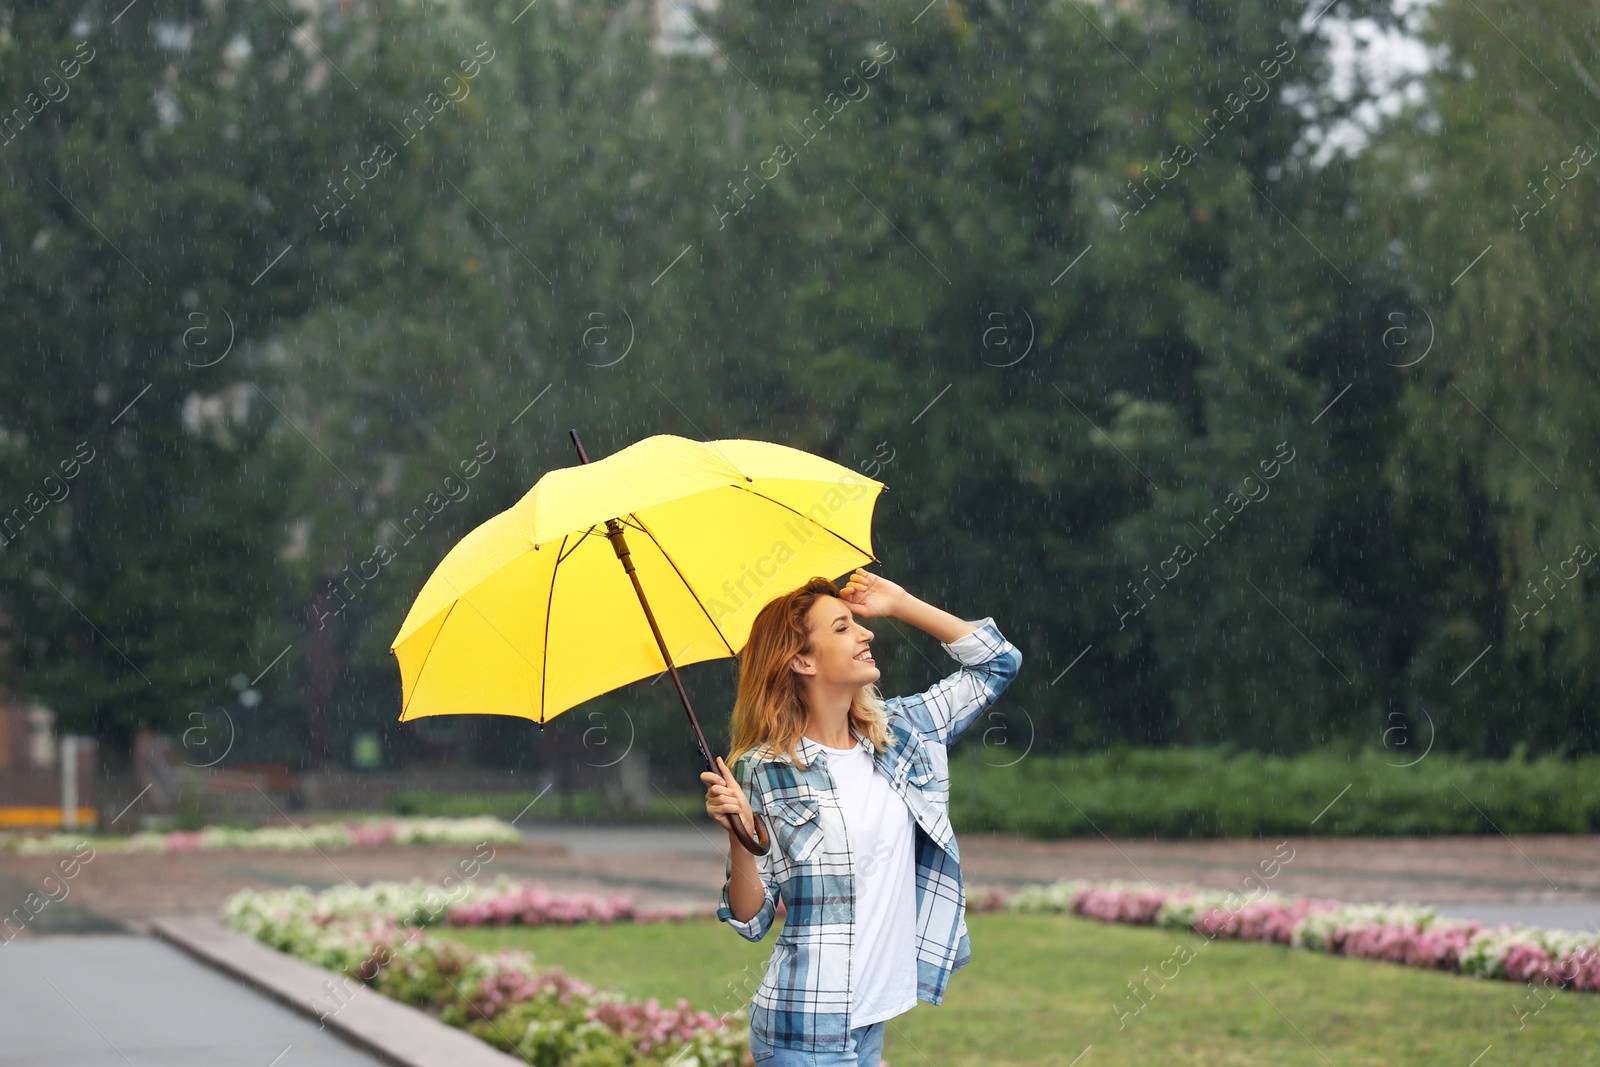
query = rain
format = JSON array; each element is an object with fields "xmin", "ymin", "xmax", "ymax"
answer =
[{"xmin": 1, "ymin": 0, "xmax": 1597, "ymax": 1063}]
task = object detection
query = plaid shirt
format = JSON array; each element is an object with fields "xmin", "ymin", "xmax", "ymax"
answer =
[{"xmin": 716, "ymin": 617, "xmax": 1022, "ymax": 1051}]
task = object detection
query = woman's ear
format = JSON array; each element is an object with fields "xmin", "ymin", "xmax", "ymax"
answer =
[{"xmin": 789, "ymin": 652, "xmax": 815, "ymax": 675}]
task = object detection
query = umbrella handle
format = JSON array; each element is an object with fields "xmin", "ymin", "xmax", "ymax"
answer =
[{"xmin": 721, "ymin": 807, "xmax": 772, "ymax": 856}]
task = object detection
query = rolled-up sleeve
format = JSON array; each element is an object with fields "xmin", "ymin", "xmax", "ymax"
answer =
[
  {"xmin": 715, "ymin": 754, "xmax": 780, "ymax": 942},
  {"xmin": 717, "ymin": 842, "xmax": 778, "ymax": 942},
  {"xmin": 895, "ymin": 616, "xmax": 1023, "ymax": 746}
]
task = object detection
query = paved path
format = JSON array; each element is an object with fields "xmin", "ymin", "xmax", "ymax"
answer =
[
  {"xmin": 1433, "ymin": 902, "xmax": 1600, "ymax": 933},
  {"xmin": 3, "ymin": 826, "xmax": 1597, "ymax": 935},
  {"xmin": 519, "ymin": 825, "xmax": 1600, "ymax": 927},
  {"xmin": 0, "ymin": 935, "xmax": 386, "ymax": 1066}
]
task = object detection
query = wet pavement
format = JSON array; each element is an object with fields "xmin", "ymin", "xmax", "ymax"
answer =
[
  {"xmin": 3, "ymin": 824, "xmax": 1596, "ymax": 936},
  {"xmin": 0, "ymin": 935, "xmax": 387, "ymax": 1066}
]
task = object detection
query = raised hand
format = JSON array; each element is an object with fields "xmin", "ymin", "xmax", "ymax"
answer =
[{"xmin": 839, "ymin": 567, "xmax": 906, "ymax": 619}]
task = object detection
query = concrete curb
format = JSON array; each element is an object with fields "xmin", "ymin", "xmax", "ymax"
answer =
[{"xmin": 151, "ymin": 915, "xmax": 526, "ymax": 1067}]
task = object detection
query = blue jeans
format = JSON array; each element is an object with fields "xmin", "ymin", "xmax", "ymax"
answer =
[{"xmin": 750, "ymin": 1021, "xmax": 885, "ymax": 1066}]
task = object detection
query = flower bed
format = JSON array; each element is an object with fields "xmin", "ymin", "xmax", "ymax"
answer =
[
  {"xmin": 230, "ymin": 879, "xmax": 714, "ymax": 930},
  {"xmin": 222, "ymin": 869, "xmax": 1600, "ymax": 1067},
  {"xmin": 0, "ymin": 816, "xmax": 523, "ymax": 855},
  {"xmin": 223, "ymin": 885, "xmax": 749, "ymax": 1067},
  {"xmin": 449, "ymin": 881, "xmax": 709, "ymax": 927},
  {"xmin": 1008, "ymin": 879, "xmax": 1600, "ymax": 992}
]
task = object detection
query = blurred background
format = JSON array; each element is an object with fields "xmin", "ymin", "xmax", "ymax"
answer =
[{"xmin": 1, "ymin": 0, "xmax": 1596, "ymax": 836}]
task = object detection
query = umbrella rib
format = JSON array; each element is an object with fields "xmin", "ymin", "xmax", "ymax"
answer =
[
  {"xmin": 398, "ymin": 601, "xmax": 458, "ymax": 720},
  {"xmin": 540, "ymin": 533, "xmax": 570, "ymax": 723},
  {"xmin": 557, "ymin": 525, "xmax": 599, "ymax": 563},
  {"xmin": 728, "ymin": 483, "xmax": 881, "ymax": 562},
  {"xmin": 626, "ymin": 513, "xmax": 740, "ymax": 659}
]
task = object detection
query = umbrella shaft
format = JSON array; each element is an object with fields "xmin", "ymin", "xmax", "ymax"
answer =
[
  {"xmin": 567, "ymin": 432, "xmax": 710, "ymax": 765},
  {"xmin": 602, "ymin": 517, "xmax": 716, "ymax": 770},
  {"xmin": 566, "ymin": 429, "xmax": 769, "ymax": 856}
]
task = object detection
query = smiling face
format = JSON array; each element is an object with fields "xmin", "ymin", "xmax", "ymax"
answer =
[{"xmin": 792, "ymin": 595, "xmax": 878, "ymax": 687}]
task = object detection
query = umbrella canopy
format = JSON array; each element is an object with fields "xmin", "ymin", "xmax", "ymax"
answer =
[{"xmin": 391, "ymin": 433, "xmax": 885, "ymax": 726}]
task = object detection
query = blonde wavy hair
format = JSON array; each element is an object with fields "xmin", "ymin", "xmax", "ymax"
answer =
[{"xmin": 727, "ymin": 576, "xmax": 890, "ymax": 771}]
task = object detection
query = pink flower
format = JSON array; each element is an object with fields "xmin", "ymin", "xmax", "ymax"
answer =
[
  {"xmin": 966, "ymin": 886, "xmax": 1011, "ymax": 913},
  {"xmin": 472, "ymin": 965, "xmax": 599, "ymax": 1017},
  {"xmin": 1553, "ymin": 945, "xmax": 1600, "ymax": 991},
  {"xmin": 1074, "ymin": 886, "xmax": 1165, "ymax": 925},
  {"xmin": 1503, "ymin": 943, "xmax": 1560, "ymax": 985},
  {"xmin": 446, "ymin": 884, "xmax": 638, "ymax": 928},
  {"xmin": 349, "ymin": 823, "xmax": 396, "ymax": 847},
  {"xmin": 1317, "ymin": 919, "xmax": 1477, "ymax": 972},
  {"xmin": 585, "ymin": 995, "xmax": 728, "ymax": 1052},
  {"xmin": 1195, "ymin": 898, "xmax": 1329, "ymax": 943}
]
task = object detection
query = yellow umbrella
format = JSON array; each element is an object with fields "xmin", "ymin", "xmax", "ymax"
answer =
[{"xmin": 390, "ymin": 431, "xmax": 886, "ymax": 853}]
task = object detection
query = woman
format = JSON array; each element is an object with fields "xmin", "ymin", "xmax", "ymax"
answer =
[{"xmin": 701, "ymin": 567, "xmax": 1022, "ymax": 1067}]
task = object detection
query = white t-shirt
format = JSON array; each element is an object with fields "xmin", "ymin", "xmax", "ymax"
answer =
[{"xmin": 815, "ymin": 732, "xmax": 919, "ymax": 1027}]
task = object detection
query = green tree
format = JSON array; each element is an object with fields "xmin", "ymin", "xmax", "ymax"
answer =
[
  {"xmin": 0, "ymin": 3, "xmax": 467, "ymax": 805},
  {"xmin": 1358, "ymin": 0, "xmax": 1600, "ymax": 754},
  {"xmin": 278, "ymin": 0, "xmax": 1417, "ymax": 767},
  {"xmin": 693, "ymin": 0, "xmax": 1399, "ymax": 752}
]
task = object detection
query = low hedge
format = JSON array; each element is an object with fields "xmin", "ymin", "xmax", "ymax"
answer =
[
  {"xmin": 388, "ymin": 748, "xmax": 1600, "ymax": 838},
  {"xmin": 950, "ymin": 747, "xmax": 1600, "ymax": 838}
]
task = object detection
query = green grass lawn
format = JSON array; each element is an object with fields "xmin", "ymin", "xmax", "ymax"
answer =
[{"xmin": 442, "ymin": 912, "xmax": 1599, "ymax": 1066}]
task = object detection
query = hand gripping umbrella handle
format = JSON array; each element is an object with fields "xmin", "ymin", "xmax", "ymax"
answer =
[
  {"xmin": 719, "ymin": 808, "xmax": 772, "ymax": 856},
  {"xmin": 570, "ymin": 429, "xmax": 772, "ymax": 856}
]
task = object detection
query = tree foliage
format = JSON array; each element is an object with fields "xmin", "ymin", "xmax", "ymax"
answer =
[{"xmin": 1, "ymin": 0, "xmax": 1594, "ymax": 779}]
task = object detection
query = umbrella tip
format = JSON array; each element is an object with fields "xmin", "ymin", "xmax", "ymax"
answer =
[{"xmin": 569, "ymin": 430, "xmax": 590, "ymax": 464}]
